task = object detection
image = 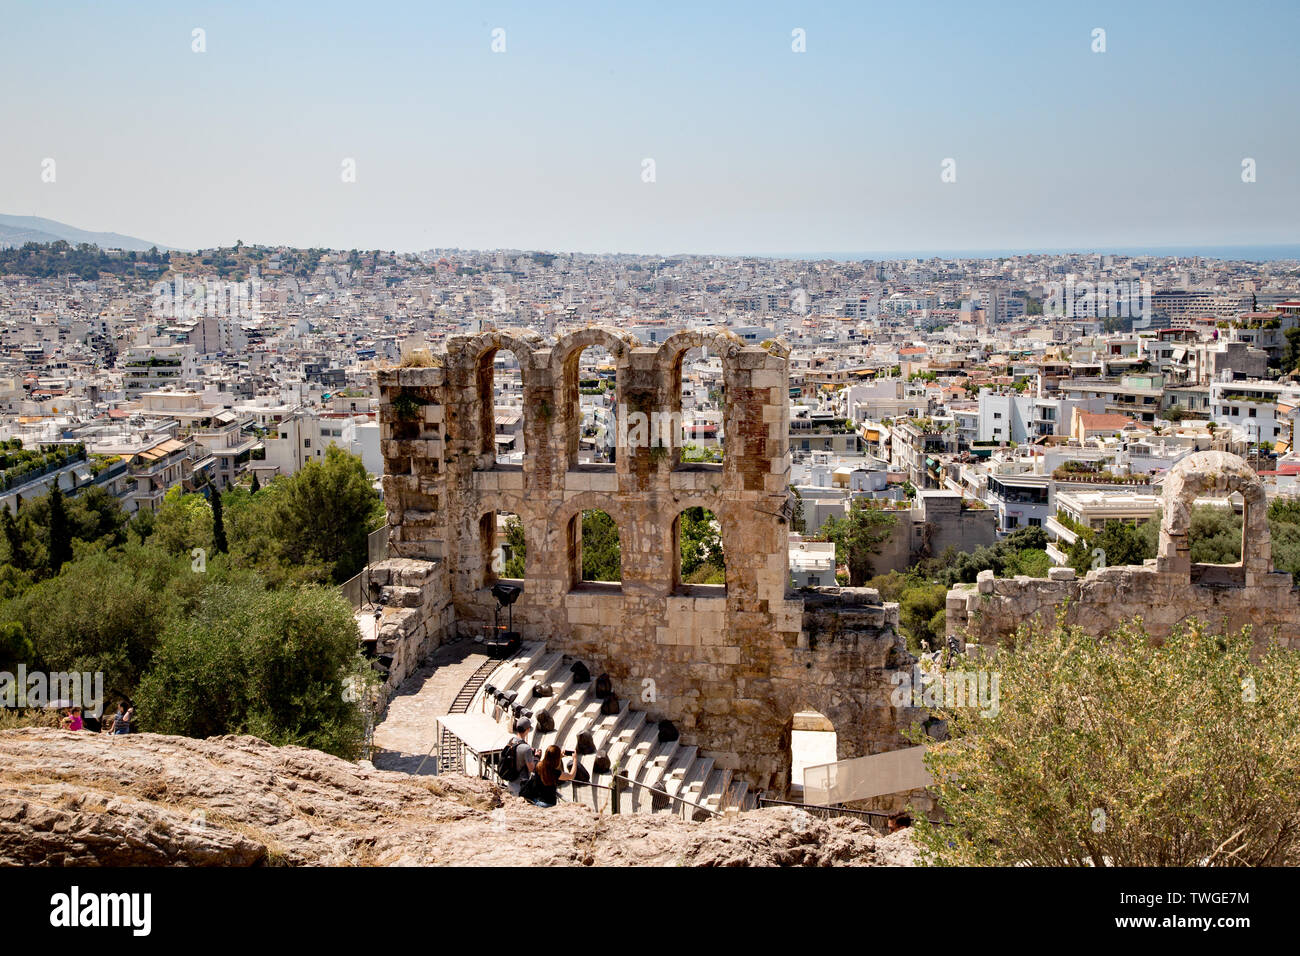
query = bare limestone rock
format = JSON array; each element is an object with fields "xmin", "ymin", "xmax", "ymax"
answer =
[{"xmin": 0, "ymin": 729, "xmax": 916, "ymax": 867}]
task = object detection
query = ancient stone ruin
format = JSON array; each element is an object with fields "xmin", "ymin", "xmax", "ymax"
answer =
[
  {"xmin": 373, "ymin": 326, "xmax": 921, "ymax": 795},
  {"xmin": 947, "ymin": 451, "xmax": 1300, "ymax": 648}
]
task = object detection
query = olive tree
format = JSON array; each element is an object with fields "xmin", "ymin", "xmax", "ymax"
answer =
[{"xmin": 912, "ymin": 617, "xmax": 1300, "ymax": 866}]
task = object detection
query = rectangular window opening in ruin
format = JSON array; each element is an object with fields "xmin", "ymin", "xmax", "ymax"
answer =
[{"xmin": 569, "ymin": 510, "xmax": 623, "ymax": 589}]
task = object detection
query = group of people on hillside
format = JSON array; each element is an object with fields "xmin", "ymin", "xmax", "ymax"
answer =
[{"xmin": 60, "ymin": 700, "xmax": 135, "ymax": 735}]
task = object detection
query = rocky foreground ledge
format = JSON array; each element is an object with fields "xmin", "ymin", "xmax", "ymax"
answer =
[{"xmin": 0, "ymin": 729, "xmax": 916, "ymax": 866}]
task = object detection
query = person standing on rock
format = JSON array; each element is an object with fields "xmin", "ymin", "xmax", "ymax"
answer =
[
  {"xmin": 103, "ymin": 701, "xmax": 129, "ymax": 735},
  {"xmin": 61, "ymin": 707, "xmax": 83, "ymax": 731}
]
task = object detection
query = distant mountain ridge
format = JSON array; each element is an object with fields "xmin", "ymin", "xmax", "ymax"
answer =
[{"xmin": 0, "ymin": 214, "xmax": 171, "ymax": 252}]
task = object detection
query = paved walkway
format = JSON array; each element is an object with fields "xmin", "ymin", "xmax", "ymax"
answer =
[{"xmin": 370, "ymin": 638, "xmax": 494, "ymax": 775}]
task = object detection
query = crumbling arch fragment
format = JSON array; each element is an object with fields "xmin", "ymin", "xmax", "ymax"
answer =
[{"xmin": 1156, "ymin": 451, "xmax": 1270, "ymax": 578}]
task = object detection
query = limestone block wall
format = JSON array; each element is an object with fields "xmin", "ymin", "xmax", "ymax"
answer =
[
  {"xmin": 366, "ymin": 558, "xmax": 453, "ymax": 706},
  {"xmin": 948, "ymin": 565, "xmax": 1300, "ymax": 648},
  {"xmin": 376, "ymin": 327, "xmax": 917, "ymax": 792}
]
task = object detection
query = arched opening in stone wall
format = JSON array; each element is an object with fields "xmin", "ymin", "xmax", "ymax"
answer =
[
  {"xmin": 671, "ymin": 346, "xmax": 724, "ymax": 470},
  {"xmin": 1157, "ymin": 451, "xmax": 1270, "ymax": 584},
  {"xmin": 673, "ymin": 506, "xmax": 726, "ymax": 591},
  {"xmin": 1176, "ymin": 501, "xmax": 1244, "ymax": 565},
  {"xmin": 499, "ymin": 510, "xmax": 527, "ymax": 580},
  {"xmin": 480, "ymin": 509, "xmax": 526, "ymax": 586},
  {"xmin": 476, "ymin": 347, "xmax": 526, "ymax": 468},
  {"xmin": 569, "ymin": 508, "xmax": 622, "ymax": 587},
  {"xmin": 564, "ymin": 345, "xmax": 617, "ymax": 468},
  {"xmin": 788, "ymin": 710, "xmax": 838, "ymax": 800}
]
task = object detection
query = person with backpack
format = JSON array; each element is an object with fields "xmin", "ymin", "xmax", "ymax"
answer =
[{"xmin": 497, "ymin": 717, "xmax": 536, "ymax": 784}]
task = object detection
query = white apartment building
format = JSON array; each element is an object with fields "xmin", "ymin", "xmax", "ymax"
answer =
[
  {"xmin": 842, "ymin": 380, "xmax": 927, "ymax": 422},
  {"xmin": 84, "ymin": 433, "xmax": 198, "ymax": 514},
  {"xmin": 983, "ymin": 473, "xmax": 1053, "ymax": 534},
  {"xmin": 789, "ymin": 538, "xmax": 836, "ymax": 588},
  {"xmin": 192, "ymin": 411, "xmax": 259, "ymax": 489},
  {"xmin": 977, "ymin": 389, "xmax": 1105, "ymax": 444},
  {"xmin": 120, "ymin": 345, "xmax": 197, "ymax": 396},
  {"xmin": 262, "ymin": 410, "xmax": 377, "ymax": 477},
  {"xmin": 1208, "ymin": 380, "xmax": 1297, "ymax": 446}
]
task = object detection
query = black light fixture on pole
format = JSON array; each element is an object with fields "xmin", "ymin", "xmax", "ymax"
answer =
[{"xmin": 488, "ymin": 582, "xmax": 522, "ymax": 658}]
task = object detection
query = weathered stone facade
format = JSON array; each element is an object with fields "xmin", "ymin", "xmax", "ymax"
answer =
[
  {"xmin": 376, "ymin": 327, "xmax": 920, "ymax": 793},
  {"xmin": 366, "ymin": 558, "xmax": 453, "ymax": 705},
  {"xmin": 948, "ymin": 452, "xmax": 1300, "ymax": 648}
]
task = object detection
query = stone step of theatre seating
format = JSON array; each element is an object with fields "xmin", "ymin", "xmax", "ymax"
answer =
[{"xmin": 470, "ymin": 640, "xmax": 756, "ymax": 817}]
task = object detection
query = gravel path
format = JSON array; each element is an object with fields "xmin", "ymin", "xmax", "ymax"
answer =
[{"xmin": 370, "ymin": 638, "xmax": 494, "ymax": 774}]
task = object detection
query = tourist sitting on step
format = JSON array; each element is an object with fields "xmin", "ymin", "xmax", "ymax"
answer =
[
  {"xmin": 508, "ymin": 717, "xmax": 537, "ymax": 784},
  {"xmin": 520, "ymin": 745, "xmax": 580, "ymax": 807}
]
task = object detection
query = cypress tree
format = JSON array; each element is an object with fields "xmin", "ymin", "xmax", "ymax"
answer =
[
  {"xmin": 48, "ymin": 484, "xmax": 72, "ymax": 573},
  {"xmin": 212, "ymin": 489, "xmax": 228, "ymax": 554},
  {"xmin": 1, "ymin": 505, "xmax": 26, "ymax": 570}
]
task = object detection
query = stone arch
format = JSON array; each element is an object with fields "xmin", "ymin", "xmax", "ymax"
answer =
[
  {"xmin": 455, "ymin": 329, "xmax": 542, "ymax": 463},
  {"xmin": 552, "ymin": 327, "xmax": 637, "ymax": 366},
  {"xmin": 653, "ymin": 326, "xmax": 747, "ymax": 372},
  {"xmin": 654, "ymin": 327, "xmax": 745, "ymax": 470},
  {"xmin": 552, "ymin": 327, "xmax": 637, "ymax": 470},
  {"xmin": 668, "ymin": 501, "xmax": 729, "ymax": 592},
  {"xmin": 551, "ymin": 493, "xmax": 631, "ymax": 588},
  {"xmin": 786, "ymin": 708, "xmax": 839, "ymax": 798},
  {"xmin": 458, "ymin": 328, "xmax": 544, "ymax": 365},
  {"xmin": 1157, "ymin": 451, "xmax": 1269, "ymax": 579},
  {"xmin": 764, "ymin": 688, "xmax": 869, "ymax": 796}
]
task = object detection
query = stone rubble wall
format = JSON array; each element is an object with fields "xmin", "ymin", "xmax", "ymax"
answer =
[
  {"xmin": 946, "ymin": 453, "xmax": 1300, "ymax": 649},
  {"xmin": 365, "ymin": 558, "xmax": 453, "ymax": 707},
  {"xmin": 948, "ymin": 564, "xmax": 1300, "ymax": 648}
]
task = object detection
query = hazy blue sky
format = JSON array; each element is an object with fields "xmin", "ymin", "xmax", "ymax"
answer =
[{"xmin": 2, "ymin": 0, "xmax": 1296, "ymax": 254}]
